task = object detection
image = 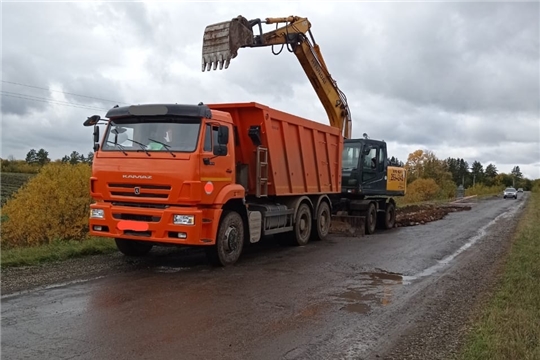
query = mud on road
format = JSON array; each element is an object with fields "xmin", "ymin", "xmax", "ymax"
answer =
[{"xmin": 1, "ymin": 194, "xmax": 528, "ymax": 360}]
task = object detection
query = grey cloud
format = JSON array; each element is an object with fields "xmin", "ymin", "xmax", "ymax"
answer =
[{"xmin": 1, "ymin": 2, "xmax": 539, "ymax": 178}]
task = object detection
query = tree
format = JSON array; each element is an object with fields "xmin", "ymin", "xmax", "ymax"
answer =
[
  {"xmin": 69, "ymin": 151, "xmax": 81, "ymax": 165},
  {"xmin": 511, "ymin": 166, "xmax": 523, "ymax": 179},
  {"xmin": 86, "ymin": 152, "xmax": 94, "ymax": 165},
  {"xmin": 470, "ymin": 161, "xmax": 484, "ymax": 186},
  {"xmin": 25, "ymin": 149, "xmax": 38, "ymax": 164},
  {"xmin": 61, "ymin": 155, "xmax": 70, "ymax": 163},
  {"xmin": 36, "ymin": 148, "xmax": 50, "ymax": 166},
  {"xmin": 457, "ymin": 158, "xmax": 470, "ymax": 187},
  {"xmin": 484, "ymin": 163, "xmax": 498, "ymax": 186}
]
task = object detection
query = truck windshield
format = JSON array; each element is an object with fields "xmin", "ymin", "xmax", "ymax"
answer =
[
  {"xmin": 101, "ymin": 118, "xmax": 201, "ymax": 153},
  {"xmin": 342, "ymin": 143, "xmax": 361, "ymax": 170}
]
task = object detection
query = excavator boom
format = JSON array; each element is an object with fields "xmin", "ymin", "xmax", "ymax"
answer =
[{"xmin": 201, "ymin": 15, "xmax": 352, "ymax": 139}]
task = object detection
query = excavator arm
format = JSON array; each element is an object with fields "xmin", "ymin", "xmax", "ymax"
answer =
[{"xmin": 201, "ymin": 15, "xmax": 352, "ymax": 139}]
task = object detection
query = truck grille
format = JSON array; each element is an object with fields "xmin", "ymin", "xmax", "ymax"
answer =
[
  {"xmin": 112, "ymin": 213, "xmax": 161, "ymax": 222},
  {"xmin": 108, "ymin": 183, "xmax": 171, "ymax": 200}
]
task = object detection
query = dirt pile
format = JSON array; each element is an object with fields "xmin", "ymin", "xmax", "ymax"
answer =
[{"xmin": 395, "ymin": 203, "xmax": 472, "ymax": 227}]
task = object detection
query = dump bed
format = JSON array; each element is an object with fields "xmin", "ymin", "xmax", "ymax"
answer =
[{"xmin": 208, "ymin": 102, "xmax": 343, "ymax": 197}]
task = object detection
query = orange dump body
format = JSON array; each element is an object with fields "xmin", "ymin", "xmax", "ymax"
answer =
[{"xmin": 208, "ymin": 102, "xmax": 343, "ymax": 197}]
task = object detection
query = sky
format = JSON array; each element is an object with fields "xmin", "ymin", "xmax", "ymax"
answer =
[{"xmin": 1, "ymin": 1, "xmax": 539, "ymax": 179}]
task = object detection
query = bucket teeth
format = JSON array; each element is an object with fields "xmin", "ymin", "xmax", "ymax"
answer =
[
  {"xmin": 201, "ymin": 16, "xmax": 254, "ymax": 72},
  {"xmin": 202, "ymin": 53, "xmax": 231, "ymax": 72}
]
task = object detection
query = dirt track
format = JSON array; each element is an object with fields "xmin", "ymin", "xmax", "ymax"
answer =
[{"xmin": 1, "ymin": 194, "xmax": 528, "ymax": 360}]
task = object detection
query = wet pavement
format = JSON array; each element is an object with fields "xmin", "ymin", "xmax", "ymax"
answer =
[{"xmin": 1, "ymin": 195, "xmax": 528, "ymax": 360}]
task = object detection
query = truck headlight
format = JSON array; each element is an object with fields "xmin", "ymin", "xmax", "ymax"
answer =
[
  {"xmin": 90, "ymin": 209, "xmax": 104, "ymax": 219},
  {"xmin": 173, "ymin": 215, "xmax": 194, "ymax": 225}
]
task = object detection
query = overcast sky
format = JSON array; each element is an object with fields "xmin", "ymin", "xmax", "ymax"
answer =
[{"xmin": 2, "ymin": 1, "xmax": 539, "ymax": 179}]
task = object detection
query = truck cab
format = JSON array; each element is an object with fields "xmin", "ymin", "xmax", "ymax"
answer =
[{"xmin": 85, "ymin": 104, "xmax": 243, "ymax": 253}]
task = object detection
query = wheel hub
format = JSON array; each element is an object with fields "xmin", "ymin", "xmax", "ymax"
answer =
[{"xmin": 224, "ymin": 226, "xmax": 239, "ymax": 252}]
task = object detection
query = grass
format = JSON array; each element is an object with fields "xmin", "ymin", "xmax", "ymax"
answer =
[
  {"xmin": 459, "ymin": 191, "xmax": 540, "ymax": 360},
  {"xmin": 1, "ymin": 172, "xmax": 35, "ymax": 206},
  {"xmin": 1, "ymin": 237, "xmax": 117, "ymax": 269}
]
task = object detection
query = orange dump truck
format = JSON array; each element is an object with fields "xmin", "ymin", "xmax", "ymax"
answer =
[{"xmin": 84, "ymin": 102, "xmax": 343, "ymax": 266}]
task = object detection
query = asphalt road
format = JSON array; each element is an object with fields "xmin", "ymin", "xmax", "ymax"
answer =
[{"xmin": 1, "ymin": 194, "xmax": 528, "ymax": 360}]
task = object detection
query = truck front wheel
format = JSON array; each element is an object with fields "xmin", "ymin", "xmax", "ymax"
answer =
[
  {"xmin": 206, "ymin": 210, "xmax": 245, "ymax": 267},
  {"xmin": 115, "ymin": 238, "xmax": 153, "ymax": 256}
]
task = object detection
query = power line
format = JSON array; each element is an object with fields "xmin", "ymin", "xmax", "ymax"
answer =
[
  {"xmin": 1, "ymin": 93, "xmax": 110, "ymax": 111},
  {"xmin": 1, "ymin": 80, "xmax": 129, "ymax": 105},
  {"xmin": 1, "ymin": 90, "xmax": 109, "ymax": 111}
]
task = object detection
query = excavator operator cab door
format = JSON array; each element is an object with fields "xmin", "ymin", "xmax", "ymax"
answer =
[{"xmin": 360, "ymin": 142, "xmax": 387, "ymax": 194}]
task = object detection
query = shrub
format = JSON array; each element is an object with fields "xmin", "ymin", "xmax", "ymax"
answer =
[
  {"xmin": 1, "ymin": 163, "xmax": 92, "ymax": 248},
  {"xmin": 404, "ymin": 178, "xmax": 441, "ymax": 203},
  {"xmin": 465, "ymin": 183, "xmax": 505, "ymax": 197}
]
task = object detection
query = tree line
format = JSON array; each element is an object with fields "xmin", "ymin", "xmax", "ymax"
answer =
[
  {"xmin": 0, "ymin": 147, "xmax": 535, "ymax": 190},
  {"xmin": 1, "ymin": 148, "xmax": 93, "ymax": 173},
  {"xmin": 404, "ymin": 149, "xmax": 531, "ymax": 190}
]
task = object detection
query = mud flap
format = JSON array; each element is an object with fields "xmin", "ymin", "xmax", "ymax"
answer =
[
  {"xmin": 201, "ymin": 16, "xmax": 254, "ymax": 71},
  {"xmin": 329, "ymin": 212, "xmax": 365, "ymax": 237}
]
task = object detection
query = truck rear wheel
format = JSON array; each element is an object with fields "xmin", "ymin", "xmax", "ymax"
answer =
[
  {"xmin": 115, "ymin": 238, "xmax": 153, "ymax": 256},
  {"xmin": 293, "ymin": 203, "xmax": 312, "ymax": 246},
  {"xmin": 206, "ymin": 210, "xmax": 244, "ymax": 267},
  {"xmin": 365, "ymin": 202, "xmax": 377, "ymax": 235},
  {"xmin": 312, "ymin": 201, "xmax": 331, "ymax": 241}
]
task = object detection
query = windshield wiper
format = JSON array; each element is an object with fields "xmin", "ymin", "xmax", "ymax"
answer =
[
  {"xmin": 148, "ymin": 138, "xmax": 176, "ymax": 157},
  {"xmin": 127, "ymin": 138, "xmax": 151, "ymax": 156},
  {"xmin": 106, "ymin": 141, "xmax": 128, "ymax": 156}
]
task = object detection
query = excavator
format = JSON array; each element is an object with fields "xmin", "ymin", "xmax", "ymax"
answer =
[{"xmin": 201, "ymin": 15, "xmax": 406, "ymax": 235}]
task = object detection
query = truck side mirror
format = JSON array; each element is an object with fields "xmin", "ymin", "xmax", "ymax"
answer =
[
  {"xmin": 93, "ymin": 125, "xmax": 100, "ymax": 151},
  {"xmin": 217, "ymin": 126, "xmax": 229, "ymax": 145},
  {"xmin": 213, "ymin": 144, "xmax": 228, "ymax": 156}
]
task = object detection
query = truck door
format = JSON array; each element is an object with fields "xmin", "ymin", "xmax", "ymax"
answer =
[
  {"xmin": 361, "ymin": 143, "xmax": 387, "ymax": 194},
  {"xmin": 199, "ymin": 122, "xmax": 234, "ymax": 203}
]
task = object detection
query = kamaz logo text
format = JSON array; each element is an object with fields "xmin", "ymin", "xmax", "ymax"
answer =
[{"xmin": 122, "ymin": 175, "xmax": 152, "ymax": 179}]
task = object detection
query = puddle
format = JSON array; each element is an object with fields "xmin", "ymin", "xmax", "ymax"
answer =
[
  {"xmin": 403, "ymin": 202, "xmax": 526, "ymax": 282},
  {"xmin": 332, "ymin": 271, "xmax": 404, "ymax": 314}
]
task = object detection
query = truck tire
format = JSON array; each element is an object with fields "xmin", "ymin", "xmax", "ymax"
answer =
[
  {"xmin": 312, "ymin": 201, "xmax": 331, "ymax": 241},
  {"xmin": 206, "ymin": 210, "xmax": 244, "ymax": 267},
  {"xmin": 293, "ymin": 203, "xmax": 312, "ymax": 246},
  {"xmin": 115, "ymin": 238, "xmax": 153, "ymax": 256},
  {"xmin": 384, "ymin": 202, "xmax": 396, "ymax": 229},
  {"xmin": 365, "ymin": 202, "xmax": 377, "ymax": 235}
]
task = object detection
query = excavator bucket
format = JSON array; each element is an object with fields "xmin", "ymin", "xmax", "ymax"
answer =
[
  {"xmin": 329, "ymin": 212, "xmax": 365, "ymax": 237},
  {"xmin": 202, "ymin": 16, "xmax": 254, "ymax": 72}
]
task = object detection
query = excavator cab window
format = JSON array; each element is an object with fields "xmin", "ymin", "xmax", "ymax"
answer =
[{"xmin": 362, "ymin": 145, "xmax": 379, "ymax": 182}]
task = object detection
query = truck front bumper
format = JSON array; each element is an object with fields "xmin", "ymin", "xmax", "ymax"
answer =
[{"xmin": 88, "ymin": 203, "xmax": 220, "ymax": 246}]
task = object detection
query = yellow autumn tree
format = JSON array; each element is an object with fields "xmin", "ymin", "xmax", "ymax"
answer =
[{"xmin": 1, "ymin": 162, "xmax": 93, "ymax": 248}]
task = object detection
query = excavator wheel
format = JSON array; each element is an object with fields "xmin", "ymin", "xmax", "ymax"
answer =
[{"xmin": 365, "ymin": 203, "xmax": 377, "ymax": 235}]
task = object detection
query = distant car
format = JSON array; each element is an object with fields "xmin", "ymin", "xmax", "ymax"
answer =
[
  {"xmin": 503, "ymin": 187, "xmax": 518, "ymax": 199},
  {"xmin": 517, "ymin": 188, "xmax": 524, "ymax": 193}
]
